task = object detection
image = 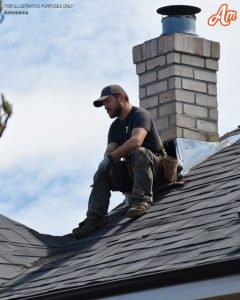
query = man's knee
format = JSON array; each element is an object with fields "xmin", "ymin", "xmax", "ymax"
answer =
[{"xmin": 131, "ymin": 147, "xmax": 150, "ymax": 164}]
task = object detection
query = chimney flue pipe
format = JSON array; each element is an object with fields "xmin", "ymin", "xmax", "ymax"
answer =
[{"xmin": 157, "ymin": 5, "xmax": 201, "ymax": 36}]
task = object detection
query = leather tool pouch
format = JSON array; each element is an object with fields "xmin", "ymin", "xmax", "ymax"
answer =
[{"xmin": 163, "ymin": 156, "xmax": 182, "ymax": 183}]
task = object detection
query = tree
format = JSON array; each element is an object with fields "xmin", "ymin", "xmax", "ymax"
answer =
[
  {"xmin": 0, "ymin": 95, "xmax": 12, "ymax": 137},
  {"xmin": 0, "ymin": 0, "xmax": 4, "ymax": 23}
]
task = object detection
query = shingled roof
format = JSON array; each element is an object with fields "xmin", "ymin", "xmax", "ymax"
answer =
[{"xmin": 0, "ymin": 129, "xmax": 240, "ymax": 300}]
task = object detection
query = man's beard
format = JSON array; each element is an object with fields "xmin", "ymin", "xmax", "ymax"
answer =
[{"xmin": 108, "ymin": 101, "xmax": 122, "ymax": 118}]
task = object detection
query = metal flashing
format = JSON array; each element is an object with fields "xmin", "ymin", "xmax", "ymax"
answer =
[{"xmin": 175, "ymin": 134, "xmax": 240, "ymax": 174}]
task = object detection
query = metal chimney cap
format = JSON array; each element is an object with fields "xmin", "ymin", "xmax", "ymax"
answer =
[{"xmin": 157, "ymin": 5, "xmax": 201, "ymax": 16}]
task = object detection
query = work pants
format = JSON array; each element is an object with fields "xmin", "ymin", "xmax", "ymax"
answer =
[{"xmin": 87, "ymin": 147, "xmax": 164, "ymax": 219}]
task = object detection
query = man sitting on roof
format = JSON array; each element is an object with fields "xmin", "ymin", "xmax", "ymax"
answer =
[{"xmin": 72, "ymin": 84, "xmax": 169, "ymax": 238}]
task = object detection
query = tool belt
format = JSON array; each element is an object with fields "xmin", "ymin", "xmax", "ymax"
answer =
[
  {"xmin": 125, "ymin": 145, "xmax": 183, "ymax": 184},
  {"xmin": 160, "ymin": 141, "xmax": 182, "ymax": 183},
  {"xmin": 163, "ymin": 155, "xmax": 182, "ymax": 183}
]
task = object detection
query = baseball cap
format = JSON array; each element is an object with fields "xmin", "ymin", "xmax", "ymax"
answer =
[{"xmin": 93, "ymin": 84, "xmax": 127, "ymax": 107}]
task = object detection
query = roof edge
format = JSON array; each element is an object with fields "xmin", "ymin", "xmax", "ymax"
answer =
[{"xmin": 18, "ymin": 257, "xmax": 240, "ymax": 300}]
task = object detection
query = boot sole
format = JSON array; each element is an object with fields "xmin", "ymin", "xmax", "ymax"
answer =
[{"xmin": 126, "ymin": 209, "xmax": 148, "ymax": 219}]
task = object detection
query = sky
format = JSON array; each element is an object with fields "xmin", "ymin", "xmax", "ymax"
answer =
[{"xmin": 0, "ymin": 0, "xmax": 239, "ymax": 236}]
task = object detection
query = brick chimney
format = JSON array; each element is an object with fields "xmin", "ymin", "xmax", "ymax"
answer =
[{"xmin": 132, "ymin": 5, "xmax": 220, "ymax": 143}]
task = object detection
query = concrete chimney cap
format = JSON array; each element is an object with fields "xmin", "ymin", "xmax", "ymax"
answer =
[{"xmin": 157, "ymin": 5, "xmax": 201, "ymax": 16}]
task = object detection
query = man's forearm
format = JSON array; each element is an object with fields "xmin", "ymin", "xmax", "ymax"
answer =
[{"xmin": 110, "ymin": 137, "xmax": 142, "ymax": 160}]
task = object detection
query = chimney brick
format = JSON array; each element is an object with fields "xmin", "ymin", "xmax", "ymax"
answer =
[
  {"xmin": 183, "ymin": 128, "xmax": 206, "ymax": 141},
  {"xmin": 168, "ymin": 77, "xmax": 182, "ymax": 89},
  {"xmin": 166, "ymin": 35, "xmax": 174, "ymax": 52},
  {"xmin": 175, "ymin": 115, "xmax": 196, "ymax": 128},
  {"xmin": 147, "ymin": 81, "xmax": 167, "ymax": 96},
  {"xmin": 161, "ymin": 127, "xmax": 183, "ymax": 141},
  {"xmin": 140, "ymin": 96, "xmax": 158, "ymax": 109},
  {"xmin": 149, "ymin": 39, "xmax": 158, "ymax": 58},
  {"xmin": 183, "ymin": 103, "xmax": 208, "ymax": 118},
  {"xmin": 159, "ymin": 102, "xmax": 179, "ymax": 117},
  {"xmin": 181, "ymin": 54, "xmax": 205, "ymax": 68},
  {"xmin": 158, "ymin": 65, "xmax": 194, "ymax": 80},
  {"xmin": 148, "ymin": 107, "xmax": 158, "ymax": 118},
  {"xmin": 146, "ymin": 56, "xmax": 166, "ymax": 70},
  {"xmin": 196, "ymin": 94, "xmax": 217, "ymax": 108},
  {"xmin": 154, "ymin": 117, "xmax": 169, "ymax": 130},
  {"xmin": 142, "ymin": 42, "xmax": 150, "ymax": 61},
  {"xmin": 173, "ymin": 34, "xmax": 195, "ymax": 54},
  {"xmin": 136, "ymin": 62, "xmax": 146, "ymax": 75},
  {"xmin": 139, "ymin": 87, "xmax": 146, "ymax": 99},
  {"xmin": 167, "ymin": 53, "xmax": 181, "ymax": 64},
  {"xmin": 182, "ymin": 79, "xmax": 207, "ymax": 93},
  {"xmin": 158, "ymin": 89, "xmax": 195, "ymax": 105},
  {"xmin": 159, "ymin": 90, "xmax": 175, "ymax": 104},
  {"xmin": 202, "ymin": 39, "xmax": 211, "ymax": 57},
  {"xmin": 211, "ymin": 42, "xmax": 220, "ymax": 59},
  {"xmin": 175, "ymin": 90, "xmax": 195, "ymax": 104},
  {"xmin": 209, "ymin": 108, "xmax": 218, "ymax": 120},
  {"xmin": 195, "ymin": 38, "xmax": 203, "ymax": 56},
  {"xmin": 196, "ymin": 119, "xmax": 218, "ymax": 132},
  {"xmin": 139, "ymin": 71, "xmax": 157, "ymax": 86},
  {"xmin": 132, "ymin": 45, "xmax": 142, "ymax": 63},
  {"xmin": 194, "ymin": 69, "xmax": 217, "ymax": 83},
  {"xmin": 208, "ymin": 84, "xmax": 217, "ymax": 95},
  {"xmin": 205, "ymin": 59, "xmax": 219, "ymax": 71},
  {"xmin": 158, "ymin": 36, "xmax": 166, "ymax": 55}
]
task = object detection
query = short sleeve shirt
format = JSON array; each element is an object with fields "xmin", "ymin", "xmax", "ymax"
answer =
[{"xmin": 108, "ymin": 106, "xmax": 162, "ymax": 154}]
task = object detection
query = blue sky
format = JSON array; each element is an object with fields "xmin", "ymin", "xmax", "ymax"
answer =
[{"xmin": 0, "ymin": 0, "xmax": 239, "ymax": 235}]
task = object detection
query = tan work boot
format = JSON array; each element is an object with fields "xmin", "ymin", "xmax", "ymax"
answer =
[
  {"xmin": 126, "ymin": 199, "xmax": 151, "ymax": 218},
  {"xmin": 72, "ymin": 216, "xmax": 107, "ymax": 238}
]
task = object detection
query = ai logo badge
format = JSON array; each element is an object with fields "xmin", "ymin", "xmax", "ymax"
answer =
[{"xmin": 208, "ymin": 4, "xmax": 237, "ymax": 26}]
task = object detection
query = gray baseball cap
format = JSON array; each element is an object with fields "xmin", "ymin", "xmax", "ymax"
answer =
[{"xmin": 93, "ymin": 84, "xmax": 127, "ymax": 107}]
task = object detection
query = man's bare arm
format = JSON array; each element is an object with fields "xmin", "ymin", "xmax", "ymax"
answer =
[
  {"xmin": 104, "ymin": 142, "xmax": 118, "ymax": 156},
  {"xmin": 109, "ymin": 128, "xmax": 148, "ymax": 160}
]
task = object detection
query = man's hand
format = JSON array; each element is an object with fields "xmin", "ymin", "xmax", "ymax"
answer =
[
  {"xmin": 98, "ymin": 156, "xmax": 112, "ymax": 173},
  {"xmin": 93, "ymin": 155, "xmax": 113, "ymax": 182}
]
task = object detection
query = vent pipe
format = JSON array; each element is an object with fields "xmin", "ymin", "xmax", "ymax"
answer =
[{"xmin": 157, "ymin": 5, "xmax": 201, "ymax": 36}]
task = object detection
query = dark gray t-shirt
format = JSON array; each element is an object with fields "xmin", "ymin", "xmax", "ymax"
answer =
[{"xmin": 108, "ymin": 106, "xmax": 162, "ymax": 154}]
